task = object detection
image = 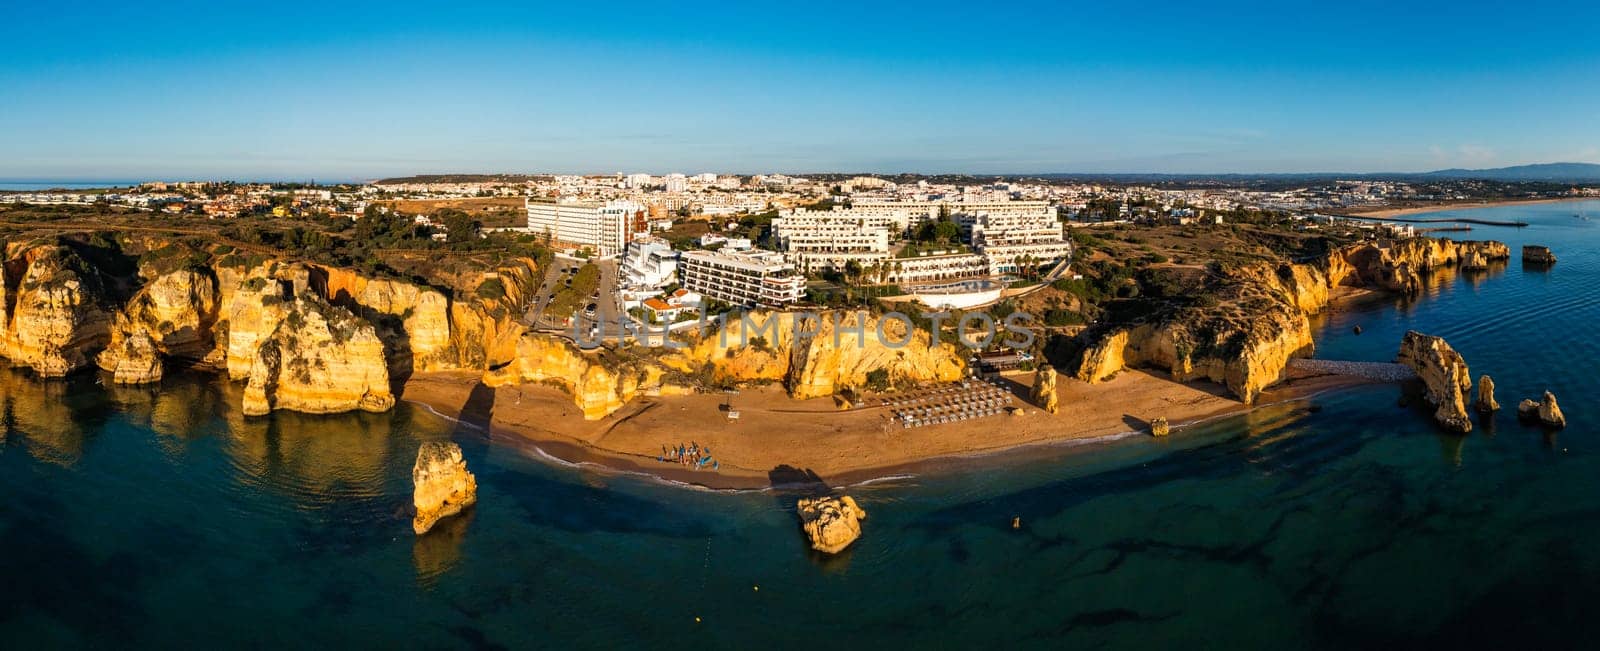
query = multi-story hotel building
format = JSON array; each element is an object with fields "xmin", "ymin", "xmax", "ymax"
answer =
[
  {"xmin": 525, "ymin": 197, "xmax": 647, "ymax": 257},
  {"xmin": 771, "ymin": 210, "xmax": 893, "ymax": 274},
  {"xmin": 680, "ymin": 249, "xmax": 806, "ymax": 307},
  {"xmin": 619, "ymin": 237, "xmax": 679, "ymax": 290}
]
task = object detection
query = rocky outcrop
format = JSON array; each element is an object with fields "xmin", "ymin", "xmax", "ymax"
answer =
[
  {"xmin": 1396, "ymin": 331, "xmax": 1473, "ymax": 433},
  {"xmin": 1518, "ymin": 391, "xmax": 1566, "ymax": 428},
  {"xmin": 1031, "ymin": 364, "xmax": 1060, "ymax": 413},
  {"xmin": 1149, "ymin": 417, "xmax": 1170, "ymax": 437},
  {"xmin": 797, "ymin": 495, "xmax": 866, "ymax": 554},
  {"xmin": 412, "ymin": 441, "xmax": 478, "ymax": 535},
  {"xmin": 485, "ymin": 332, "xmax": 658, "ymax": 420},
  {"xmin": 1522, "ymin": 245, "xmax": 1556, "ymax": 264},
  {"xmin": 1074, "ymin": 238, "xmax": 1508, "ymax": 404},
  {"xmin": 1074, "ymin": 304, "xmax": 1313, "ymax": 405},
  {"xmin": 1475, "ymin": 374, "xmax": 1500, "ymax": 413},
  {"xmin": 0, "ymin": 244, "xmax": 112, "ymax": 376},
  {"xmin": 661, "ymin": 311, "xmax": 964, "ymax": 400},
  {"xmin": 240, "ymin": 292, "xmax": 395, "ymax": 416},
  {"xmin": 96, "ymin": 267, "xmax": 220, "ymax": 383}
]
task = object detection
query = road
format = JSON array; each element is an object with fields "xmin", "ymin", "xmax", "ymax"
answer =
[{"xmin": 524, "ymin": 255, "xmax": 625, "ymax": 341}]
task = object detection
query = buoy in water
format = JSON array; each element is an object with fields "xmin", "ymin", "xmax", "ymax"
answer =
[
  {"xmin": 1353, "ymin": 325, "xmax": 1363, "ymax": 335},
  {"xmin": 1012, "ymin": 516, "xmax": 1021, "ymax": 530}
]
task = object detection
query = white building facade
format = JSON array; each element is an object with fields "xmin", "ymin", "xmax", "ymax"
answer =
[
  {"xmin": 526, "ymin": 197, "xmax": 647, "ymax": 257},
  {"xmin": 680, "ymin": 249, "xmax": 806, "ymax": 307}
]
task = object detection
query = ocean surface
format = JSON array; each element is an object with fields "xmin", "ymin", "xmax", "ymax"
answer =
[
  {"xmin": 4, "ymin": 201, "xmax": 1600, "ymax": 649},
  {"xmin": 0, "ymin": 182, "xmax": 135, "ymax": 191}
]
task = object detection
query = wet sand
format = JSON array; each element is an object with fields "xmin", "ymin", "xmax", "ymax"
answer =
[{"xmin": 401, "ymin": 366, "xmax": 1374, "ymax": 491}]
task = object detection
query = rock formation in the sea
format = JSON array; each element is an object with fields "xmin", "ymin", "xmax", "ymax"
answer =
[
  {"xmin": 1396, "ymin": 331, "xmax": 1473, "ymax": 433},
  {"xmin": 1150, "ymin": 416, "xmax": 1170, "ymax": 437},
  {"xmin": 97, "ymin": 267, "xmax": 220, "ymax": 383},
  {"xmin": 240, "ymin": 292, "xmax": 395, "ymax": 416},
  {"xmin": 1522, "ymin": 245, "xmax": 1557, "ymax": 264},
  {"xmin": 1518, "ymin": 391, "xmax": 1566, "ymax": 428},
  {"xmin": 1475, "ymin": 374, "xmax": 1500, "ymax": 413},
  {"xmin": 1073, "ymin": 238, "xmax": 1508, "ymax": 405},
  {"xmin": 0, "ymin": 243, "xmax": 113, "ymax": 376},
  {"xmin": 797, "ymin": 495, "xmax": 867, "ymax": 554},
  {"xmin": 1031, "ymin": 364, "xmax": 1060, "ymax": 414},
  {"xmin": 412, "ymin": 441, "xmax": 478, "ymax": 535}
]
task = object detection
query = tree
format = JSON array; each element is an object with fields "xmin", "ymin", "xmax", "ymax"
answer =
[{"xmin": 439, "ymin": 209, "xmax": 481, "ymax": 245}]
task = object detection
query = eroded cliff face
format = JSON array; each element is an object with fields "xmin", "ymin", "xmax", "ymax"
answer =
[
  {"xmin": 97, "ymin": 267, "xmax": 220, "ymax": 383},
  {"xmin": 1075, "ymin": 238, "xmax": 1509, "ymax": 404},
  {"xmin": 484, "ymin": 333, "xmax": 660, "ymax": 420},
  {"xmin": 0, "ymin": 243, "xmax": 112, "ymax": 376},
  {"xmin": 662, "ymin": 311, "xmax": 966, "ymax": 400},
  {"xmin": 483, "ymin": 311, "xmax": 968, "ymax": 420},
  {"xmin": 0, "ymin": 233, "xmax": 541, "ymax": 417},
  {"xmin": 1396, "ymin": 330, "xmax": 1473, "ymax": 433},
  {"xmin": 240, "ymin": 292, "xmax": 395, "ymax": 416}
]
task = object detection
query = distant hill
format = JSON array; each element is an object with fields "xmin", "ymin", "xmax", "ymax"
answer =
[{"xmin": 1421, "ymin": 162, "xmax": 1600, "ymax": 182}]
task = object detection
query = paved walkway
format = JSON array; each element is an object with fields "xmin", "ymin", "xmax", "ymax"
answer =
[{"xmin": 1289, "ymin": 358, "xmax": 1417, "ymax": 382}]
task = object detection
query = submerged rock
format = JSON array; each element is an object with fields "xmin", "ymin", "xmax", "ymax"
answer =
[
  {"xmin": 412, "ymin": 441, "xmax": 478, "ymax": 535},
  {"xmin": 1149, "ymin": 417, "xmax": 1170, "ymax": 437},
  {"xmin": 1518, "ymin": 391, "xmax": 1566, "ymax": 428},
  {"xmin": 1396, "ymin": 331, "xmax": 1473, "ymax": 433},
  {"xmin": 1475, "ymin": 374, "xmax": 1500, "ymax": 413},
  {"xmin": 797, "ymin": 495, "xmax": 867, "ymax": 554},
  {"xmin": 1031, "ymin": 365, "xmax": 1060, "ymax": 414}
]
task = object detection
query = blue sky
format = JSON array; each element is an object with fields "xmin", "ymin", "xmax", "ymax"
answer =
[{"xmin": 4, "ymin": 0, "xmax": 1599, "ymax": 180}]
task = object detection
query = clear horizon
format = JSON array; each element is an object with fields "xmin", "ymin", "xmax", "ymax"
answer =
[{"xmin": 6, "ymin": 0, "xmax": 1599, "ymax": 179}]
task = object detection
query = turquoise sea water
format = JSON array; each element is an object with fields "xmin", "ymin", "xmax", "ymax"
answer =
[{"xmin": 4, "ymin": 201, "xmax": 1600, "ymax": 649}]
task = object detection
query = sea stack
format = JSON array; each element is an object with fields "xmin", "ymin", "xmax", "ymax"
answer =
[
  {"xmin": 1031, "ymin": 365, "xmax": 1060, "ymax": 414},
  {"xmin": 1396, "ymin": 331, "xmax": 1473, "ymax": 433},
  {"xmin": 1522, "ymin": 245, "xmax": 1557, "ymax": 264},
  {"xmin": 1517, "ymin": 391, "xmax": 1566, "ymax": 428},
  {"xmin": 797, "ymin": 495, "xmax": 867, "ymax": 554},
  {"xmin": 1475, "ymin": 374, "xmax": 1500, "ymax": 413},
  {"xmin": 1149, "ymin": 417, "xmax": 1171, "ymax": 437},
  {"xmin": 412, "ymin": 441, "xmax": 478, "ymax": 535}
]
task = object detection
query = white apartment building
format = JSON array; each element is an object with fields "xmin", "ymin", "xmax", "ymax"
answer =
[
  {"xmin": 771, "ymin": 210, "xmax": 894, "ymax": 274},
  {"xmin": 967, "ymin": 211, "xmax": 1066, "ymax": 247},
  {"xmin": 526, "ymin": 197, "xmax": 647, "ymax": 257},
  {"xmin": 663, "ymin": 174, "xmax": 688, "ymax": 193},
  {"xmin": 619, "ymin": 238, "xmax": 680, "ymax": 289},
  {"xmin": 777, "ymin": 207, "xmax": 914, "ymax": 234},
  {"xmin": 624, "ymin": 173, "xmax": 654, "ymax": 189},
  {"xmin": 980, "ymin": 241, "xmax": 1075, "ymax": 275},
  {"xmin": 680, "ymin": 249, "xmax": 806, "ymax": 307},
  {"xmin": 886, "ymin": 253, "xmax": 991, "ymax": 284},
  {"xmin": 852, "ymin": 199, "xmax": 1052, "ymax": 225}
]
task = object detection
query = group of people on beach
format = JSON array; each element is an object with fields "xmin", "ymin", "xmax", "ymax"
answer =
[{"xmin": 658, "ymin": 442, "xmax": 718, "ymax": 471}]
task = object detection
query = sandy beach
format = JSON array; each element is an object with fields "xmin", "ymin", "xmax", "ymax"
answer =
[
  {"xmin": 1347, "ymin": 196, "xmax": 1588, "ymax": 219},
  {"xmin": 400, "ymin": 365, "xmax": 1374, "ymax": 490}
]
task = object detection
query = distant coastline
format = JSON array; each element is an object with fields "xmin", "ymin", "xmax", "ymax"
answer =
[{"xmin": 1344, "ymin": 196, "xmax": 1591, "ymax": 219}]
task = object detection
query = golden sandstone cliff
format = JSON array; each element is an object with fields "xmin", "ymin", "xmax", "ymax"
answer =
[
  {"xmin": 1396, "ymin": 330, "xmax": 1474, "ymax": 433},
  {"xmin": 1075, "ymin": 238, "xmax": 1509, "ymax": 404},
  {"xmin": 486, "ymin": 310, "xmax": 968, "ymax": 420},
  {"xmin": 412, "ymin": 440, "xmax": 478, "ymax": 535},
  {"xmin": 1, "ymin": 243, "xmax": 113, "ymax": 377},
  {"xmin": 0, "ymin": 235, "xmax": 538, "ymax": 417}
]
